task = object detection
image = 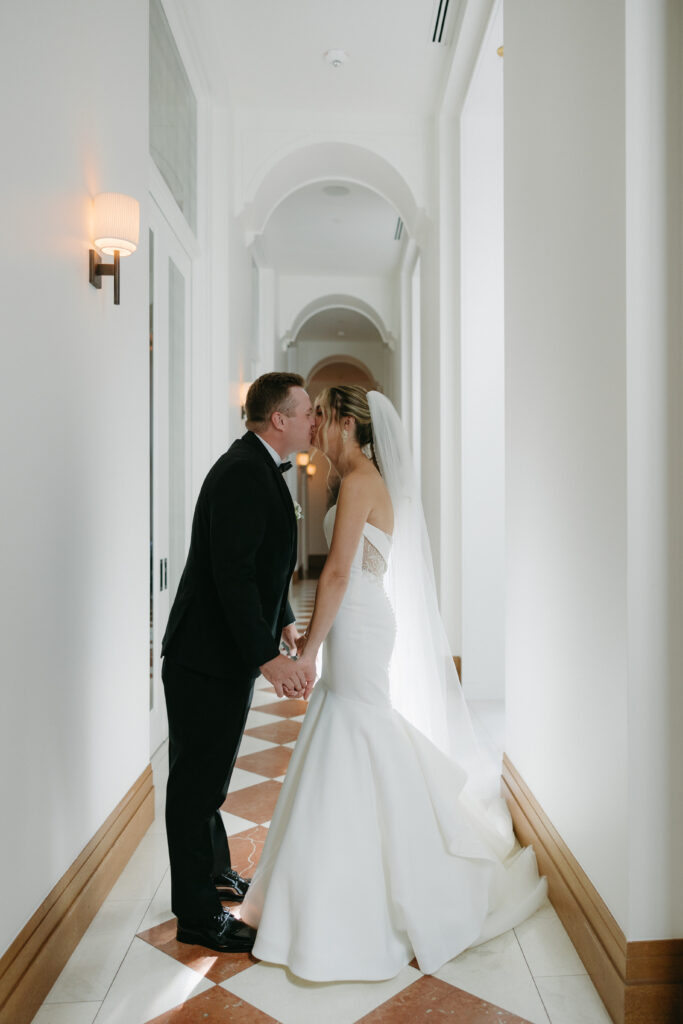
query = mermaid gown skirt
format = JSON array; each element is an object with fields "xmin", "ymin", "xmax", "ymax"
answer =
[{"xmin": 240, "ymin": 510, "xmax": 547, "ymax": 981}]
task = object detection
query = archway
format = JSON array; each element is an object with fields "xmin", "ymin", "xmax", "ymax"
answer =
[
  {"xmin": 306, "ymin": 354, "xmax": 377, "ymax": 393},
  {"xmin": 242, "ymin": 141, "xmax": 424, "ymax": 244},
  {"xmin": 283, "ymin": 295, "xmax": 396, "ymax": 352}
]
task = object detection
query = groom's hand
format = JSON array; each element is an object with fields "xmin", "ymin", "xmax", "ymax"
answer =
[
  {"xmin": 280, "ymin": 623, "xmax": 300, "ymax": 655},
  {"xmin": 259, "ymin": 653, "xmax": 307, "ymax": 699}
]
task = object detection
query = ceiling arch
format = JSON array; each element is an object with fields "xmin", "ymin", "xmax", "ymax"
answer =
[
  {"xmin": 242, "ymin": 141, "xmax": 424, "ymax": 244},
  {"xmin": 282, "ymin": 294, "xmax": 396, "ymax": 351}
]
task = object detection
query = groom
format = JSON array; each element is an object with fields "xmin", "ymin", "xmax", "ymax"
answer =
[{"xmin": 161, "ymin": 372, "xmax": 316, "ymax": 952}]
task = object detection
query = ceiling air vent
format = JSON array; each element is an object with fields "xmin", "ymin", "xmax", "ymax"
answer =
[
  {"xmin": 431, "ymin": 0, "xmax": 451, "ymax": 44},
  {"xmin": 394, "ymin": 217, "xmax": 404, "ymax": 242}
]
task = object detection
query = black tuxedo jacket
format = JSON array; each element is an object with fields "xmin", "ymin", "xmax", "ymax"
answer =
[{"xmin": 161, "ymin": 431, "xmax": 297, "ymax": 680}]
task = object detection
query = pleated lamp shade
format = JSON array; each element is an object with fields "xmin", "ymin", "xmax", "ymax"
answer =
[{"xmin": 93, "ymin": 193, "xmax": 140, "ymax": 256}]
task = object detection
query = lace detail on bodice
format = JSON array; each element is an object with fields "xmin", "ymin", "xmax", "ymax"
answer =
[
  {"xmin": 323, "ymin": 504, "xmax": 392, "ymax": 589},
  {"xmin": 362, "ymin": 535, "xmax": 387, "ymax": 583}
]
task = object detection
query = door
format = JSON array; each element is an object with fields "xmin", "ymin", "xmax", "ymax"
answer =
[{"xmin": 149, "ymin": 197, "xmax": 192, "ymax": 755}]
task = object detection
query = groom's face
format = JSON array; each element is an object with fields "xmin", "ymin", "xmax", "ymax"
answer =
[{"xmin": 281, "ymin": 387, "xmax": 315, "ymax": 455}]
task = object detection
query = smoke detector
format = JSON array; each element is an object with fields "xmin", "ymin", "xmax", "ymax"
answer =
[{"xmin": 324, "ymin": 49, "xmax": 348, "ymax": 68}]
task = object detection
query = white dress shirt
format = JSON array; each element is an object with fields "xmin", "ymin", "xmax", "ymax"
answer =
[{"xmin": 253, "ymin": 432, "xmax": 283, "ymax": 467}]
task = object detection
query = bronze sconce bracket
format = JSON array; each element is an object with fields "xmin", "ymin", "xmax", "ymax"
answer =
[{"xmin": 89, "ymin": 248, "xmax": 120, "ymax": 305}]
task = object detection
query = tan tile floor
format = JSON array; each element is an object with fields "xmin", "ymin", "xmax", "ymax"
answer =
[{"xmin": 32, "ymin": 582, "xmax": 613, "ymax": 1024}]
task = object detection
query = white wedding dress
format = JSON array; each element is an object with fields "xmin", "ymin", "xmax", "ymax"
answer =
[{"xmin": 240, "ymin": 504, "xmax": 547, "ymax": 982}]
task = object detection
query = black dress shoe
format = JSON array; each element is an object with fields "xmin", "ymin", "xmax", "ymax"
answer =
[
  {"xmin": 176, "ymin": 908, "xmax": 256, "ymax": 952},
  {"xmin": 214, "ymin": 867, "xmax": 251, "ymax": 901}
]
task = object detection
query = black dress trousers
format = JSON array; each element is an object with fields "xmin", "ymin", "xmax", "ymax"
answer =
[{"xmin": 162, "ymin": 657, "xmax": 255, "ymax": 922}]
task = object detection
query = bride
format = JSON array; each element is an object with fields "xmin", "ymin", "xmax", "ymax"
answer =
[{"xmin": 239, "ymin": 385, "xmax": 547, "ymax": 981}]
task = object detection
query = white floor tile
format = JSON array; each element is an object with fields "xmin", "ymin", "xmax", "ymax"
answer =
[
  {"xmin": 33, "ymin": 1002, "xmax": 101, "ymax": 1024},
  {"xmin": 229, "ymin": 767, "xmax": 269, "ymax": 791},
  {"xmin": 222, "ymin": 962, "xmax": 421, "ymax": 1024},
  {"xmin": 237, "ymin": 735, "xmax": 277, "ymax": 756},
  {"xmin": 283, "ymin": 741, "xmax": 296, "ymax": 749},
  {"xmin": 44, "ymin": 900, "xmax": 148, "ymax": 1003},
  {"xmin": 251, "ymin": 687, "xmax": 278, "ymax": 707},
  {"xmin": 94, "ymin": 937, "xmax": 213, "ymax": 1024},
  {"xmin": 137, "ymin": 870, "xmax": 172, "ymax": 931},
  {"xmin": 147, "ymin": 801, "xmax": 167, "ymax": 835},
  {"xmin": 435, "ymin": 930, "xmax": 550, "ymax": 1024},
  {"xmin": 515, "ymin": 902, "xmax": 587, "ymax": 977},
  {"xmin": 274, "ymin": 775, "xmax": 286, "ymax": 783},
  {"xmin": 245, "ymin": 709, "xmax": 282, "ymax": 729},
  {"xmin": 535, "ymin": 974, "xmax": 612, "ymax": 1024},
  {"xmin": 220, "ymin": 810, "xmax": 259, "ymax": 835},
  {"xmin": 106, "ymin": 831, "xmax": 169, "ymax": 902}
]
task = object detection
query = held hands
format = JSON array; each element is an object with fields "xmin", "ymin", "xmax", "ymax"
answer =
[
  {"xmin": 293, "ymin": 632, "xmax": 316, "ymax": 700},
  {"xmin": 259, "ymin": 653, "xmax": 309, "ymax": 699},
  {"xmin": 259, "ymin": 625, "xmax": 317, "ymax": 700}
]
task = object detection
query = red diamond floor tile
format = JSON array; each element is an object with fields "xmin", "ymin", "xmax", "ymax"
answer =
[
  {"xmin": 357, "ymin": 975, "xmax": 534, "ymax": 1023},
  {"xmin": 245, "ymin": 719, "xmax": 302, "ymax": 744},
  {"xmin": 255, "ymin": 698, "xmax": 309, "ymax": 719},
  {"xmin": 236, "ymin": 745, "xmax": 292, "ymax": 779},
  {"xmin": 226, "ymin": 825, "xmax": 269, "ymax": 878},
  {"xmin": 221, "ymin": 780, "xmax": 283, "ymax": 824},
  {"xmin": 141, "ymin": 983, "xmax": 278, "ymax": 1023},
  {"xmin": 137, "ymin": 919, "xmax": 256, "ymax": 984}
]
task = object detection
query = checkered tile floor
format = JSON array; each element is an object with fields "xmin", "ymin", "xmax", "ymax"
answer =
[{"xmin": 32, "ymin": 583, "xmax": 612, "ymax": 1024}]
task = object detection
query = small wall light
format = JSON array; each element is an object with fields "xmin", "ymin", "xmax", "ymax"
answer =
[
  {"xmin": 239, "ymin": 381, "xmax": 253, "ymax": 420},
  {"xmin": 89, "ymin": 192, "xmax": 140, "ymax": 305},
  {"xmin": 306, "ymin": 463, "xmax": 317, "ymax": 477},
  {"xmin": 296, "ymin": 452, "xmax": 310, "ymax": 467}
]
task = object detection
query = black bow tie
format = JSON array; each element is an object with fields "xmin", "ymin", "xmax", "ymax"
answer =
[{"xmin": 279, "ymin": 461, "xmax": 292, "ymax": 474}]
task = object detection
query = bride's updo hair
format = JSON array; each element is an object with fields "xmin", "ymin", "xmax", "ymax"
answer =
[{"xmin": 316, "ymin": 385, "xmax": 375, "ymax": 455}]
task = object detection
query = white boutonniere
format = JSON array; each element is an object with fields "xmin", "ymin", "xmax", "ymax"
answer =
[{"xmin": 293, "ymin": 500, "xmax": 303, "ymax": 521}]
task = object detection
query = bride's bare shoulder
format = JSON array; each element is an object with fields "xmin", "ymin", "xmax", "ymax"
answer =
[
  {"xmin": 339, "ymin": 467, "xmax": 392, "ymax": 529},
  {"xmin": 337, "ymin": 467, "xmax": 372, "ymax": 502}
]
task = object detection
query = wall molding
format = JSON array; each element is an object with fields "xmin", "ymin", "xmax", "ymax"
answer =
[
  {"xmin": 502, "ymin": 756, "xmax": 682, "ymax": 1024},
  {"xmin": 0, "ymin": 765, "xmax": 154, "ymax": 1024}
]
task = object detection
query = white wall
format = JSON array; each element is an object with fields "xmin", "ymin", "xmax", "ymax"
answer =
[
  {"xmin": 0, "ymin": 2, "xmax": 150, "ymax": 954},
  {"xmin": 505, "ymin": 0, "xmax": 683, "ymax": 939},
  {"xmin": 225, "ymin": 102, "xmax": 256, "ymax": 445},
  {"xmin": 460, "ymin": 3, "xmax": 505, "ymax": 699}
]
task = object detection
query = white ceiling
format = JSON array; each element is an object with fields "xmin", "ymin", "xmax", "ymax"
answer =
[
  {"xmin": 262, "ymin": 182, "xmax": 402, "ymax": 275},
  {"xmin": 182, "ymin": 0, "xmax": 461, "ymax": 115}
]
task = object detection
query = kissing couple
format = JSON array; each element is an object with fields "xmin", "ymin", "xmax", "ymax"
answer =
[{"xmin": 161, "ymin": 371, "xmax": 546, "ymax": 981}]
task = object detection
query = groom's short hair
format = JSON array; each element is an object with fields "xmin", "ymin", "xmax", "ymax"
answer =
[{"xmin": 245, "ymin": 372, "xmax": 306, "ymax": 430}]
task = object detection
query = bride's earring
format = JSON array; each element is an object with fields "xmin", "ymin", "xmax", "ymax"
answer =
[
  {"xmin": 341, "ymin": 428, "xmax": 348, "ymax": 444},
  {"xmin": 361, "ymin": 443, "xmax": 373, "ymax": 460}
]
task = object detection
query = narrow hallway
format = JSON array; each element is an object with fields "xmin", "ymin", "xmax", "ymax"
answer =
[{"xmin": 31, "ymin": 590, "xmax": 611, "ymax": 1024}]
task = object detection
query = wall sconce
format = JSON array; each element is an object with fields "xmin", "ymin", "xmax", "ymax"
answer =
[
  {"xmin": 239, "ymin": 381, "xmax": 253, "ymax": 420},
  {"xmin": 89, "ymin": 192, "xmax": 140, "ymax": 305},
  {"xmin": 296, "ymin": 452, "xmax": 310, "ymax": 468},
  {"xmin": 306, "ymin": 463, "xmax": 317, "ymax": 477}
]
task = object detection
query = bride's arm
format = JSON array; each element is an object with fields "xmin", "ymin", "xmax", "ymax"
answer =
[{"xmin": 297, "ymin": 473, "xmax": 371, "ymax": 691}]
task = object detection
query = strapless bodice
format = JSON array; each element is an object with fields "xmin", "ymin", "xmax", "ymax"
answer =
[{"xmin": 323, "ymin": 504, "xmax": 392, "ymax": 585}]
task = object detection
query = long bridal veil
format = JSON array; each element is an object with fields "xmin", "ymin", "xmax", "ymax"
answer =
[{"xmin": 368, "ymin": 391, "xmax": 507, "ymax": 816}]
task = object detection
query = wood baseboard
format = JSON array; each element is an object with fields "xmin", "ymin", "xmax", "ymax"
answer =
[
  {"xmin": 0, "ymin": 764, "xmax": 155, "ymax": 1024},
  {"xmin": 502, "ymin": 755, "xmax": 683, "ymax": 1024}
]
